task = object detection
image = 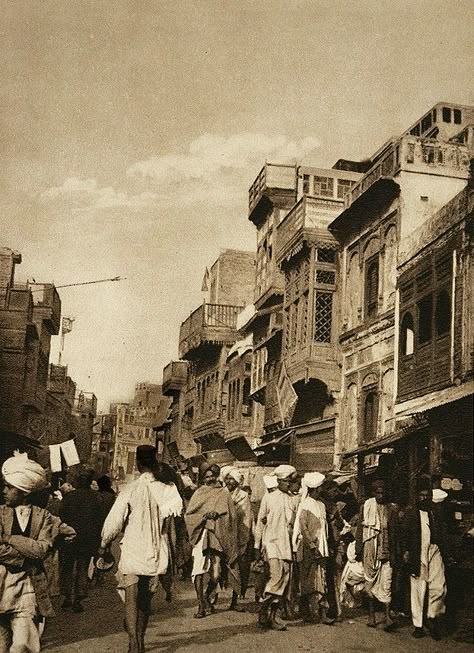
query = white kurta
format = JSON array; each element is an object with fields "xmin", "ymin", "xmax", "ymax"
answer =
[
  {"xmin": 255, "ymin": 489, "xmax": 295, "ymax": 561},
  {"xmin": 410, "ymin": 510, "xmax": 447, "ymax": 628},
  {"xmin": 101, "ymin": 473, "xmax": 182, "ymax": 577}
]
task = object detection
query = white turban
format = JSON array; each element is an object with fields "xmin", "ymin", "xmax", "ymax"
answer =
[
  {"xmin": 227, "ymin": 468, "xmax": 244, "ymax": 484},
  {"xmin": 2, "ymin": 452, "xmax": 48, "ymax": 494},
  {"xmin": 263, "ymin": 475, "xmax": 279, "ymax": 490},
  {"xmin": 432, "ymin": 489, "xmax": 448, "ymax": 504},
  {"xmin": 302, "ymin": 472, "xmax": 325, "ymax": 490},
  {"xmin": 272, "ymin": 465, "xmax": 297, "ymax": 480},
  {"xmin": 219, "ymin": 465, "xmax": 235, "ymax": 483}
]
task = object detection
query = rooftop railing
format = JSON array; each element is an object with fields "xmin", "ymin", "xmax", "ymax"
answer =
[{"xmin": 345, "ymin": 137, "xmax": 470, "ymax": 208}]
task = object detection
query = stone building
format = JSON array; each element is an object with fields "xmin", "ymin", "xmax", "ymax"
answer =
[
  {"xmin": 176, "ymin": 249, "xmax": 256, "ymax": 465},
  {"xmin": 112, "ymin": 382, "xmax": 169, "ymax": 481},
  {"xmin": 329, "ymin": 102, "xmax": 473, "ymax": 498},
  {"xmin": 0, "ymin": 247, "xmax": 61, "ymax": 457}
]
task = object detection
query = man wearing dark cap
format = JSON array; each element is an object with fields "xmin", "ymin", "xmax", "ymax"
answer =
[
  {"xmin": 99, "ymin": 445, "xmax": 182, "ymax": 653},
  {"xmin": 402, "ymin": 478, "xmax": 449, "ymax": 640}
]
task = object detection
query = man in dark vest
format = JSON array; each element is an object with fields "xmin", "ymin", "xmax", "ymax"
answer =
[{"xmin": 402, "ymin": 477, "xmax": 450, "ymax": 640}]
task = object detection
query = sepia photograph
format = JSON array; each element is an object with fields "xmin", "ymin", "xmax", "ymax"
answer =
[{"xmin": 0, "ymin": 1, "xmax": 472, "ymax": 651}]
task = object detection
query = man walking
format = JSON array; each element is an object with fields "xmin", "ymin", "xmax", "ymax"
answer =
[
  {"xmin": 99, "ymin": 446, "xmax": 180, "ymax": 653},
  {"xmin": 59, "ymin": 468, "xmax": 103, "ymax": 612},
  {"xmin": 402, "ymin": 479, "xmax": 449, "ymax": 640},
  {"xmin": 254, "ymin": 464, "xmax": 298, "ymax": 630}
]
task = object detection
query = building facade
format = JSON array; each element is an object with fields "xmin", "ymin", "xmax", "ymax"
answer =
[
  {"xmin": 329, "ymin": 102, "xmax": 472, "ymax": 500},
  {"xmin": 0, "ymin": 247, "xmax": 61, "ymax": 457},
  {"xmin": 112, "ymin": 383, "xmax": 169, "ymax": 481},
  {"xmin": 175, "ymin": 249, "xmax": 256, "ymax": 465}
]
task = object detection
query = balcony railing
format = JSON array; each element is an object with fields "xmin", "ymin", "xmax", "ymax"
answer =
[
  {"xmin": 277, "ymin": 195, "xmax": 343, "ymax": 263},
  {"xmin": 345, "ymin": 137, "xmax": 470, "ymax": 209},
  {"xmin": 179, "ymin": 303, "xmax": 242, "ymax": 359},
  {"xmin": 248, "ymin": 163, "xmax": 296, "ymax": 215}
]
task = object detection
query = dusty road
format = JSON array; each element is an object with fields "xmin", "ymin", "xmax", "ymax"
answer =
[{"xmin": 42, "ymin": 574, "xmax": 472, "ymax": 653}]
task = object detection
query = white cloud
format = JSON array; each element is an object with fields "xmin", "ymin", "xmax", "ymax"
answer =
[
  {"xmin": 40, "ymin": 133, "xmax": 321, "ymax": 212},
  {"xmin": 40, "ymin": 177, "xmax": 159, "ymax": 211},
  {"xmin": 127, "ymin": 132, "xmax": 321, "ymax": 205}
]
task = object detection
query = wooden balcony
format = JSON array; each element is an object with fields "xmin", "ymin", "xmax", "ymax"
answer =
[
  {"xmin": 276, "ymin": 195, "xmax": 342, "ymax": 264},
  {"xmin": 162, "ymin": 361, "xmax": 188, "ymax": 396},
  {"xmin": 248, "ymin": 163, "xmax": 297, "ymax": 224},
  {"xmin": 179, "ymin": 303, "xmax": 242, "ymax": 359}
]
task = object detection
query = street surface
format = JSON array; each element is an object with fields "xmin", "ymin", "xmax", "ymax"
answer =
[{"xmin": 42, "ymin": 573, "xmax": 472, "ymax": 653}]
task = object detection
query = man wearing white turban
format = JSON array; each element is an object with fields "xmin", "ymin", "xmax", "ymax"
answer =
[
  {"xmin": 0, "ymin": 452, "xmax": 55, "ymax": 653},
  {"xmin": 253, "ymin": 464, "xmax": 298, "ymax": 630},
  {"xmin": 292, "ymin": 472, "xmax": 333, "ymax": 624}
]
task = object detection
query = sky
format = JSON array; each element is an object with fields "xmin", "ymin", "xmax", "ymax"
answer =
[{"xmin": 1, "ymin": 0, "xmax": 472, "ymax": 410}]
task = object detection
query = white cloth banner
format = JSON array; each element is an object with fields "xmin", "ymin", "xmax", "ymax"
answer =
[
  {"xmin": 49, "ymin": 444, "xmax": 62, "ymax": 473},
  {"xmin": 60, "ymin": 439, "xmax": 80, "ymax": 467}
]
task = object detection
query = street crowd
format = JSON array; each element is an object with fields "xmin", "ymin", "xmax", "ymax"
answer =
[{"xmin": 0, "ymin": 446, "xmax": 470, "ymax": 653}]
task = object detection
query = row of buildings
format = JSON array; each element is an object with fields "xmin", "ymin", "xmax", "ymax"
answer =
[
  {"xmin": 0, "ymin": 246, "xmax": 98, "ymax": 470},
  {"xmin": 157, "ymin": 102, "xmax": 473, "ymax": 517}
]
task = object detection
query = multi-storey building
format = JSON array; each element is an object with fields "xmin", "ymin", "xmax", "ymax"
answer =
[
  {"xmin": 90, "ymin": 413, "xmax": 116, "ymax": 476},
  {"xmin": 329, "ymin": 102, "xmax": 472, "ymax": 498},
  {"xmin": 72, "ymin": 391, "xmax": 98, "ymax": 465},
  {"xmin": 161, "ymin": 360, "xmax": 194, "ymax": 463},
  {"xmin": 178, "ymin": 249, "xmax": 255, "ymax": 465},
  {"xmin": 43, "ymin": 363, "xmax": 77, "ymax": 446},
  {"xmin": 0, "ymin": 247, "xmax": 61, "ymax": 458},
  {"xmin": 112, "ymin": 382, "xmax": 169, "ymax": 480}
]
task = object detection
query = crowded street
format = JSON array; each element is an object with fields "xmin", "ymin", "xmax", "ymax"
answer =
[
  {"xmin": 1, "ymin": 2, "xmax": 472, "ymax": 652},
  {"xmin": 40, "ymin": 571, "xmax": 472, "ymax": 653},
  {"xmin": 42, "ymin": 573, "xmax": 473, "ymax": 653}
]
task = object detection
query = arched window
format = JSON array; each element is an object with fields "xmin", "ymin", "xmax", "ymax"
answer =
[
  {"xmin": 401, "ymin": 312, "xmax": 415, "ymax": 355},
  {"xmin": 363, "ymin": 391, "xmax": 378, "ymax": 443},
  {"xmin": 435, "ymin": 289, "xmax": 451, "ymax": 336},
  {"xmin": 365, "ymin": 256, "xmax": 379, "ymax": 318}
]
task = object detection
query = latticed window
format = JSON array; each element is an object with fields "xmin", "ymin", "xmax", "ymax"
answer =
[
  {"xmin": 317, "ymin": 246, "xmax": 336, "ymax": 263},
  {"xmin": 313, "ymin": 176, "xmax": 334, "ymax": 197},
  {"xmin": 314, "ymin": 292, "xmax": 333, "ymax": 343},
  {"xmin": 316, "ymin": 269, "xmax": 336, "ymax": 285}
]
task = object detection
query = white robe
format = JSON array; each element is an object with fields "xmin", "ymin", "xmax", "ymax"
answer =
[{"xmin": 101, "ymin": 473, "xmax": 182, "ymax": 577}]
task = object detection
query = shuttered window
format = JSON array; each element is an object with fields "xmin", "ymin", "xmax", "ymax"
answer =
[{"xmin": 365, "ymin": 256, "xmax": 379, "ymax": 318}]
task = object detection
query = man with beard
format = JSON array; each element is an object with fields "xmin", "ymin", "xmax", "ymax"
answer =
[
  {"xmin": 222, "ymin": 467, "xmax": 253, "ymax": 607},
  {"xmin": 355, "ymin": 479, "xmax": 399, "ymax": 631},
  {"xmin": 402, "ymin": 478, "xmax": 449, "ymax": 640},
  {"xmin": 184, "ymin": 463, "xmax": 240, "ymax": 618}
]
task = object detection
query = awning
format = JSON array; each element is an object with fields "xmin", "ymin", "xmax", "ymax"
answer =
[
  {"xmin": 227, "ymin": 334, "xmax": 253, "ymax": 361},
  {"xmin": 225, "ymin": 435, "xmax": 257, "ymax": 462},
  {"xmin": 0, "ymin": 430, "xmax": 42, "ymax": 453},
  {"xmin": 341, "ymin": 429, "xmax": 415, "ymax": 460},
  {"xmin": 254, "ymin": 429, "xmax": 294, "ymax": 453}
]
